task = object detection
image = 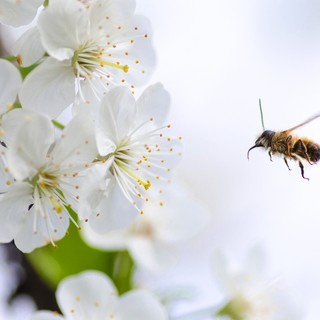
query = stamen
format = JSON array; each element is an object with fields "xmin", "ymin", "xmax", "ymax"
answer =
[
  {"xmin": 100, "ymin": 61, "xmax": 129, "ymax": 72},
  {"xmin": 116, "ymin": 161, "xmax": 151, "ymax": 190}
]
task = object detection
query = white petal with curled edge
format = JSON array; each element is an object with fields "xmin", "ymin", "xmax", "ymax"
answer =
[
  {"xmin": 30, "ymin": 311, "xmax": 65, "ymax": 320},
  {"xmin": 96, "ymin": 87, "xmax": 136, "ymax": 155},
  {"xmin": 0, "ymin": 182, "xmax": 33, "ymax": 244},
  {"xmin": 38, "ymin": 0, "xmax": 87, "ymax": 60},
  {"xmin": 19, "ymin": 58, "xmax": 76, "ymax": 119},
  {"xmin": 136, "ymin": 83, "xmax": 170, "ymax": 127},
  {"xmin": 57, "ymin": 271, "xmax": 117, "ymax": 318},
  {"xmin": 6, "ymin": 112, "xmax": 54, "ymax": 180},
  {"xmin": 0, "ymin": 59, "xmax": 22, "ymax": 114},
  {"xmin": 89, "ymin": 181, "xmax": 138, "ymax": 233},
  {"xmin": 12, "ymin": 27, "xmax": 45, "ymax": 67},
  {"xmin": 116, "ymin": 290, "xmax": 168, "ymax": 320},
  {"xmin": 0, "ymin": 0, "xmax": 42, "ymax": 27},
  {"xmin": 50, "ymin": 112, "xmax": 97, "ymax": 169}
]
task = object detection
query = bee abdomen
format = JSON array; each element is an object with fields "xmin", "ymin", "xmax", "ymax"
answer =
[{"xmin": 292, "ymin": 139, "xmax": 320, "ymax": 163}]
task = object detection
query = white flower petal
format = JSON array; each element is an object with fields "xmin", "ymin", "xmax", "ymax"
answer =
[
  {"xmin": 12, "ymin": 26, "xmax": 45, "ymax": 67},
  {"xmin": 77, "ymin": 163, "xmax": 112, "ymax": 220},
  {"xmin": 96, "ymin": 87, "xmax": 136, "ymax": 155},
  {"xmin": 14, "ymin": 203, "xmax": 70, "ymax": 253},
  {"xmin": 0, "ymin": 0, "xmax": 42, "ymax": 27},
  {"xmin": 5, "ymin": 112, "xmax": 53, "ymax": 173},
  {"xmin": 19, "ymin": 58, "xmax": 76, "ymax": 118},
  {"xmin": 88, "ymin": 182, "xmax": 138, "ymax": 233},
  {"xmin": 0, "ymin": 182, "xmax": 33, "ymax": 243},
  {"xmin": 136, "ymin": 83, "xmax": 170, "ymax": 126},
  {"xmin": 116, "ymin": 290, "xmax": 167, "ymax": 320},
  {"xmin": 30, "ymin": 310, "xmax": 65, "ymax": 320},
  {"xmin": 73, "ymin": 80, "xmax": 101, "ymax": 116},
  {"xmin": 6, "ymin": 112, "xmax": 54, "ymax": 180},
  {"xmin": 50, "ymin": 112, "xmax": 97, "ymax": 168},
  {"xmin": 0, "ymin": 59, "xmax": 22, "ymax": 114},
  {"xmin": 89, "ymin": 0, "xmax": 136, "ymax": 35},
  {"xmin": 81, "ymin": 222, "xmax": 128, "ymax": 251},
  {"xmin": 128, "ymin": 237, "xmax": 176, "ymax": 272},
  {"xmin": 151, "ymin": 187, "xmax": 210, "ymax": 243},
  {"xmin": 57, "ymin": 271, "xmax": 117, "ymax": 319},
  {"xmin": 1, "ymin": 108, "xmax": 44, "ymax": 146},
  {"xmin": 37, "ymin": 0, "xmax": 87, "ymax": 60},
  {"xmin": 116, "ymin": 15, "xmax": 156, "ymax": 86}
]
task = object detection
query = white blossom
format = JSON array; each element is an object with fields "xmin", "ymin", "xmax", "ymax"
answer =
[
  {"xmin": 79, "ymin": 83, "xmax": 182, "ymax": 233},
  {"xmin": 0, "ymin": 111, "xmax": 97, "ymax": 252},
  {"xmin": 30, "ymin": 270, "xmax": 168, "ymax": 320},
  {"xmin": 82, "ymin": 183, "xmax": 210, "ymax": 273},
  {"xmin": 0, "ymin": 0, "xmax": 43, "ymax": 27},
  {"xmin": 213, "ymin": 248, "xmax": 301, "ymax": 320},
  {"xmin": 19, "ymin": 0, "xmax": 155, "ymax": 118}
]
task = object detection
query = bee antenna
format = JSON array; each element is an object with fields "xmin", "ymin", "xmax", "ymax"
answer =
[{"xmin": 259, "ymin": 98, "xmax": 265, "ymax": 131}]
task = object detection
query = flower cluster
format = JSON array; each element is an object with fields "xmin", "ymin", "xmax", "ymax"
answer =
[
  {"xmin": 0, "ymin": 0, "xmax": 190, "ymax": 317},
  {"xmin": 0, "ymin": 0, "xmax": 182, "ymax": 254}
]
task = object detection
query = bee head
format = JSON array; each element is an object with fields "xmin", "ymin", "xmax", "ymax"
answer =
[{"xmin": 247, "ymin": 130, "xmax": 275, "ymax": 159}]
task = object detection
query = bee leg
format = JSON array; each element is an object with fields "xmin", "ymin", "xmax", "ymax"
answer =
[
  {"xmin": 298, "ymin": 160, "xmax": 309, "ymax": 180},
  {"xmin": 268, "ymin": 151, "xmax": 273, "ymax": 161},
  {"xmin": 286, "ymin": 135, "xmax": 292, "ymax": 156},
  {"xmin": 284, "ymin": 157, "xmax": 291, "ymax": 171}
]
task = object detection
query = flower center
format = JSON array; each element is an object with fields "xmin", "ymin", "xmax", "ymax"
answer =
[
  {"xmin": 72, "ymin": 41, "xmax": 129, "ymax": 79},
  {"xmin": 30, "ymin": 168, "xmax": 64, "ymax": 213},
  {"xmin": 113, "ymin": 147, "xmax": 151, "ymax": 191}
]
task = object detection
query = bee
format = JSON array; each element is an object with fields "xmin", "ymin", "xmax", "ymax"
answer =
[{"xmin": 247, "ymin": 99, "xmax": 320, "ymax": 180}]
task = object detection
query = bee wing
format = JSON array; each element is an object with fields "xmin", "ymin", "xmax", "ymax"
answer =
[{"xmin": 282, "ymin": 113, "xmax": 320, "ymax": 133}]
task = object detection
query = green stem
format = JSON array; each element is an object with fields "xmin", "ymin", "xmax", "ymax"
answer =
[
  {"xmin": 52, "ymin": 119, "xmax": 65, "ymax": 130},
  {"xmin": 112, "ymin": 251, "xmax": 134, "ymax": 294}
]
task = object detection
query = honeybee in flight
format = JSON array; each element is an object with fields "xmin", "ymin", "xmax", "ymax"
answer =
[{"xmin": 247, "ymin": 100, "xmax": 320, "ymax": 180}]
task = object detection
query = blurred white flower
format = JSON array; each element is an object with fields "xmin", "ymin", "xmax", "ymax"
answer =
[
  {"xmin": 19, "ymin": 0, "xmax": 155, "ymax": 118},
  {"xmin": 0, "ymin": 111, "xmax": 97, "ymax": 252},
  {"xmin": 79, "ymin": 83, "xmax": 182, "ymax": 233},
  {"xmin": 0, "ymin": 0, "xmax": 42, "ymax": 27},
  {"xmin": 213, "ymin": 248, "xmax": 301, "ymax": 320},
  {"xmin": 82, "ymin": 183, "xmax": 209, "ymax": 273},
  {"xmin": 30, "ymin": 270, "xmax": 168, "ymax": 320}
]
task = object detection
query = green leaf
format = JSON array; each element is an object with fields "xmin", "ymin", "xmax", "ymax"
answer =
[{"xmin": 26, "ymin": 222, "xmax": 135, "ymax": 294}]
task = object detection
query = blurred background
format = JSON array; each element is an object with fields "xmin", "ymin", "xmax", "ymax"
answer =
[
  {"xmin": 2, "ymin": 0, "xmax": 320, "ymax": 318},
  {"xmin": 134, "ymin": 0, "xmax": 320, "ymax": 318}
]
